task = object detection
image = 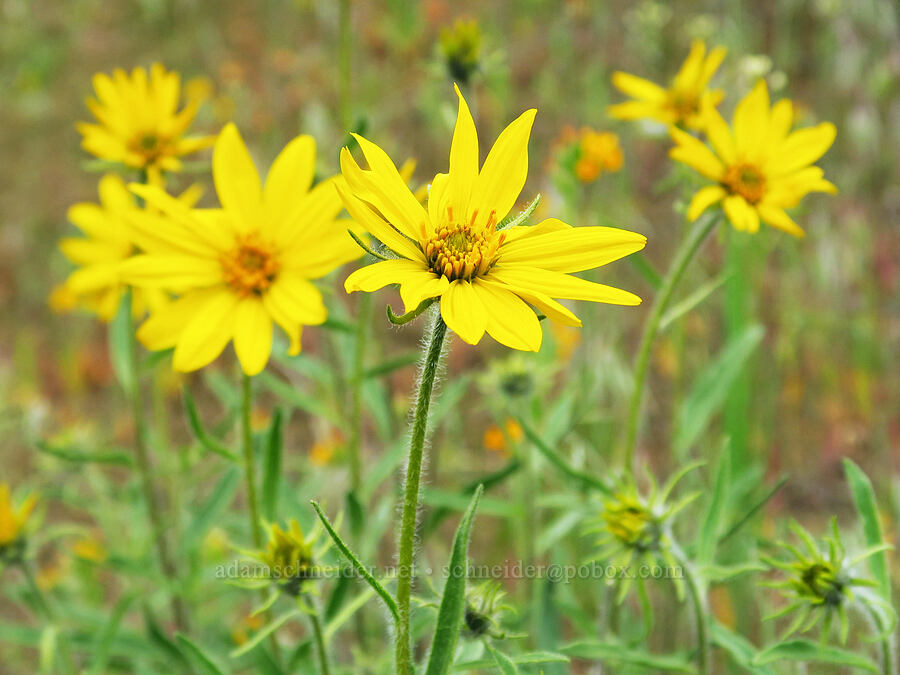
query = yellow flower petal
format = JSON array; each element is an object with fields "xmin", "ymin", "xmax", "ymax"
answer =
[
  {"xmin": 687, "ymin": 186, "xmax": 727, "ymax": 221},
  {"xmin": 498, "ymin": 220, "xmax": 647, "ymax": 272},
  {"xmin": 400, "ymin": 274, "xmax": 450, "ymax": 313},
  {"xmin": 757, "ymin": 204, "xmax": 805, "ymax": 237},
  {"xmin": 344, "ymin": 259, "xmax": 428, "ymax": 294},
  {"xmin": 490, "ymin": 265, "xmax": 642, "ymax": 305},
  {"xmin": 264, "ymin": 134, "xmax": 316, "ymax": 226},
  {"xmin": 233, "ymin": 298, "xmax": 273, "ymax": 376},
  {"xmin": 213, "ymin": 123, "xmax": 263, "ymax": 229},
  {"xmin": 172, "ymin": 289, "xmax": 239, "ymax": 372},
  {"xmin": 669, "ymin": 127, "xmax": 725, "ymax": 180},
  {"xmin": 672, "ymin": 40, "xmax": 706, "ymax": 91},
  {"xmin": 468, "ymin": 107, "xmax": 537, "ymax": 227},
  {"xmin": 704, "ymin": 108, "xmax": 736, "ymax": 166},
  {"xmin": 473, "ymin": 280, "xmax": 542, "ymax": 351},
  {"xmin": 137, "ymin": 288, "xmax": 219, "ymax": 351},
  {"xmin": 611, "ymin": 72, "xmax": 667, "ymax": 103},
  {"xmin": 722, "ymin": 195, "xmax": 759, "ymax": 233},
  {"xmin": 265, "ymin": 275, "xmax": 327, "ymax": 325},
  {"xmin": 733, "ymin": 80, "xmax": 770, "ymax": 158},
  {"xmin": 120, "ymin": 254, "xmax": 222, "ymax": 289},
  {"xmin": 440, "ymin": 279, "xmax": 486, "ymax": 345},
  {"xmin": 607, "ymin": 101, "xmax": 672, "ymax": 124},
  {"xmin": 770, "ymin": 122, "xmax": 837, "ymax": 176},
  {"xmin": 447, "ymin": 84, "xmax": 479, "ymax": 217}
]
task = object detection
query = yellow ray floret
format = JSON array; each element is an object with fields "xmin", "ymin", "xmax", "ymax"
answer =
[
  {"xmin": 77, "ymin": 63, "xmax": 215, "ymax": 185},
  {"xmin": 670, "ymin": 80, "xmax": 837, "ymax": 237},
  {"xmin": 53, "ymin": 174, "xmax": 198, "ymax": 321},
  {"xmin": 0, "ymin": 483, "xmax": 38, "ymax": 548},
  {"xmin": 339, "ymin": 85, "xmax": 647, "ymax": 352},
  {"xmin": 608, "ymin": 40, "xmax": 727, "ymax": 131},
  {"xmin": 120, "ymin": 123, "xmax": 362, "ymax": 376}
]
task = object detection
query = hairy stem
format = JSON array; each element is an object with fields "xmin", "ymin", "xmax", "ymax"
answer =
[
  {"xmin": 395, "ymin": 314, "xmax": 447, "ymax": 674},
  {"xmin": 622, "ymin": 214, "xmax": 719, "ymax": 474},
  {"xmin": 308, "ymin": 597, "xmax": 331, "ymax": 675},
  {"xmin": 125, "ymin": 287, "xmax": 188, "ymax": 631},
  {"xmin": 241, "ymin": 373, "xmax": 263, "ymax": 548}
]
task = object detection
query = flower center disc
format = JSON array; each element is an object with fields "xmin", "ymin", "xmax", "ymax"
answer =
[
  {"xmin": 669, "ymin": 91, "xmax": 698, "ymax": 120},
  {"xmin": 222, "ymin": 234, "xmax": 280, "ymax": 296},
  {"xmin": 130, "ymin": 132, "xmax": 167, "ymax": 162},
  {"xmin": 424, "ymin": 208, "xmax": 502, "ymax": 281},
  {"xmin": 723, "ymin": 163, "xmax": 766, "ymax": 204}
]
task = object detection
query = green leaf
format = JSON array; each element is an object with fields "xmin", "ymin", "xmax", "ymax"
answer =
[
  {"xmin": 143, "ymin": 606, "xmax": 191, "ymax": 668},
  {"xmin": 452, "ymin": 651, "xmax": 569, "ymax": 671},
  {"xmin": 176, "ymin": 634, "xmax": 230, "ymax": 675},
  {"xmin": 752, "ymin": 639, "xmax": 879, "ymax": 672},
  {"xmin": 261, "ymin": 409, "xmax": 283, "ymax": 520},
  {"xmin": 709, "ymin": 622, "xmax": 775, "ymax": 675},
  {"xmin": 183, "ymin": 388, "xmax": 238, "ymax": 461},
  {"xmin": 485, "ymin": 642, "xmax": 517, "ymax": 674},
  {"xmin": 89, "ymin": 593, "xmax": 134, "ymax": 674},
  {"xmin": 674, "ymin": 324, "xmax": 764, "ymax": 456},
  {"xmin": 559, "ymin": 641, "xmax": 693, "ymax": 671},
  {"xmin": 629, "ymin": 253, "xmax": 662, "ymax": 291},
  {"xmin": 181, "ymin": 467, "xmax": 240, "ymax": 550},
  {"xmin": 660, "ymin": 272, "xmax": 730, "ymax": 330},
  {"xmin": 323, "ymin": 585, "xmax": 378, "ymax": 641},
  {"xmin": 109, "ymin": 291, "xmax": 134, "ymax": 396},
  {"xmin": 35, "ymin": 440, "xmax": 133, "ymax": 467},
  {"xmin": 364, "ymin": 352, "xmax": 420, "ymax": 379},
  {"xmin": 517, "ymin": 418, "xmax": 609, "ymax": 494},
  {"xmin": 843, "ymin": 459, "xmax": 891, "ymax": 601},
  {"xmin": 421, "ymin": 487, "xmax": 516, "ymax": 518},
  {"xmin": 229, "ymin": 609, "xmax": 301, "ymax": 658},
  {"xmin": 696, "ymin": 439, "xmax": 730, "ymax": 566},
  {"xmin": 425, "ymin": 485, "xmax": 484, "ymax": 675},
  {"xmin": 257, "ymin": 371, "xmax": 335, "ymax": 422},
  {"xmin": 310, "ymin": 501, "xmax": 399, "ymax": 622}
]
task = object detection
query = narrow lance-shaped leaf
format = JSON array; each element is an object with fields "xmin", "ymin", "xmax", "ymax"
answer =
[
  {"xmin": 752, "ymin": 639, "xmax": 879, "ymax": 673},
  {"xmin": 425, "ymin": 485, "xmax": 484, "ymax": 675},
  {"xmin": 843, "ymin": 459, "xmax": 891, "ymax": 601},
  {"xmin": 261, "ymin": 408, "xmax": 282, "ymax": 520}
]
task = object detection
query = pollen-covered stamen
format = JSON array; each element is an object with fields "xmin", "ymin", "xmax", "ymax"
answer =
[
  {"xmin": 221, "ymin": 233, "xmax": 280, "ymax": 297},
  {"xmin": 723, "ymin": 163, "xmax": 767, "ymax": 204},
  {"xmin": 424, "ymin": 207, "xmax": 501, "ymax": 281}
]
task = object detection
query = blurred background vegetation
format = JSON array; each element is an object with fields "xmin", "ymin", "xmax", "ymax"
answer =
[{"xmin": 1, "ymin": 0, "xmax": 899, "ymax": 671}]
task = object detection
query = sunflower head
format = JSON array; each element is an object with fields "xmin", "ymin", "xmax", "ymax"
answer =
[
  {"xmin": 762, "ymin": 518, "xmax": 893, "ymax": 643},
  {"xmin": 0, "ymin": 484, "xmax": 38, "ymax": 564},
  {"xmin": 120, "ymin": 123, "xmax": 363, "ymax": 376},
  {"xmin": 77, "ymin": 64, "xmax": 215, "ymax": 185},
  {"xmin": 608, "ymin": 40, "xmax": 727, "ymax": 131},
  {"xmin": 462, "ymin": 581, "xmax": 512, "ymax": 640},
  {"xmin": 439, "ymin": 18, "xmax": 482, "ymax": 86},
  {"xmin": 670, "ymin": 79, "xmax": 837, "ymax": 236},
  {"xmin": 338, "ymin": 85, "xmax": 646, "ymax": 352},
  {"xmin": 601, "ymin": 490, "xmax": 661, "ymax": 553},
  {"xmin": 257, "ymin": 520, "xmax": 315, "ymax": 596}
]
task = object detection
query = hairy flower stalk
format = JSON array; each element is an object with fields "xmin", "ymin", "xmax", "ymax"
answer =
[{"xmin": 396, "ymin": 314, "xmax": 447, "ymax": 673}]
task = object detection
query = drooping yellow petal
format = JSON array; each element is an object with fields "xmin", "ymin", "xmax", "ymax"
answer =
[
  {"xmin": 687, "ymin": 186, "xmax": 727, "ymax": 221},
  {"xmin": 757, "ymin": 204, "xmax": 805, "ymax": 237},
  {"xmin": 468, "ymin": 108, "xmax": 537, "ymax": 227},
  {"xmin": 137, "ymin": 288, "xmax": 218, "ymax": 351},
  {"xmin": 344, "ymin": 259, "xmax": 429, "ymax": 294},
  {"xmin": 440, "ymin": 279, "xmax": 486, "ymax": 345},
  {"xmin": 498, "ymin": 220, "xmax": 647, "ymax": 272},
  {"xmin": 669, "ymin": 128, "xmax": 725, "ymax": 180},
  {"xmin": 172, "ymin": 290, "xmax": 239, "ymax": 372},
  {"xmin": 473, "ymin": 279, "xmax": 542, "ymax": 351},
  {"xmin": 265, "ymin": 274, "xmax": 328, "ymax": 325},
  {"xmin": 399, "ymin": 273, "xmax": 450, "ymax": 313},
  {"xmin": 490, "ymin": 266, "xmax": 642, "ymax": 305},
  {"xmin": 722, "ymin": 195, "xmax": 759, "ymax": 233},
  {"xmin": 233, "ymin": 298, "xmax": 273, "ymax": 376},
  {"xmin": 447, "ymin": 84, "xmax": 479, "ymax": 218},
  {"xmin": 213, "ymin": 123, "xmax": 263, "ymax": 229}
]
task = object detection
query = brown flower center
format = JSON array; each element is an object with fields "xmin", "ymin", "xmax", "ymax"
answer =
[
  {"xmin": 222, "ymin": 233, "xmax": 280, "ymax": 297},
  {"xmin": 424, "ymin": 208, "xmax": 504, "ymax": 281},
  {"xmin": 668, "ymin": 90, "xmax": 699, "ymax": 121},
  {"xmin": 129, "ymin": 132, "xmax": 169, "ymax": 163},
  {"xmin": 723, "ymin": 163, "xmax": 766, "ymax": 204}
]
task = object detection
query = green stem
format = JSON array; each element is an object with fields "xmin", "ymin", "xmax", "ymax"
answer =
[
  {"xmin": 349, "ymin": 294, "xmax": 370, "ymax": 494},
  {"xmin": 867, "ymin": 606, "xmax": 895, "ymax": 675},
  {"xmin": 672, "ymin": 546, "xmax": 711, "ymax": 675},
  {"xmin": 240, "ymin": 374, "xmax": 263, "ymax": 549},
  {"xmin": 396, "ymin": 313, "xmax": 447, "ymax": 675},
  {"xmin": 308, "ymin": 598, "xmax": 331, "ymax": 675},
  {"xmin": 124, "ymin": 287, "xmax": 188, "ymax": 632},
  {"xmin": 21, "ymin": 561, "xmax": 76, "ymax": 674},
  {"xmin": 338, "ymin": 0, "xmax": 352, "ymax": 130},
  {"xmin": 622, "ymin": 214, "xmax": 719, "ymax": 474}
]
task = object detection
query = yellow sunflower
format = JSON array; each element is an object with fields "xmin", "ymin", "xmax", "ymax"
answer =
[
  {"xmin": 608, "ymin": 40, "xmax": 727, "ymax": 130},
  {"xmin": 339, "ymin": 85, "xmax": 647, "ymax": 352},
  {"xmin": 670, "ymin": 80, "xmax": 837, "ymax": 236},
  {"xmin": 120, "ymin": 123, "xmax": 361, "ymax": 376},
  {"xmin": 54, "ymin": 174, "xmax": 198, "ymax": 321},
  {"xmin": 77, "ymin": 64, "xmax": 215, "ymax": 185},
  {"xmin": 0, "ymin": 483, "xmax": 37, "ymax": 549}
]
